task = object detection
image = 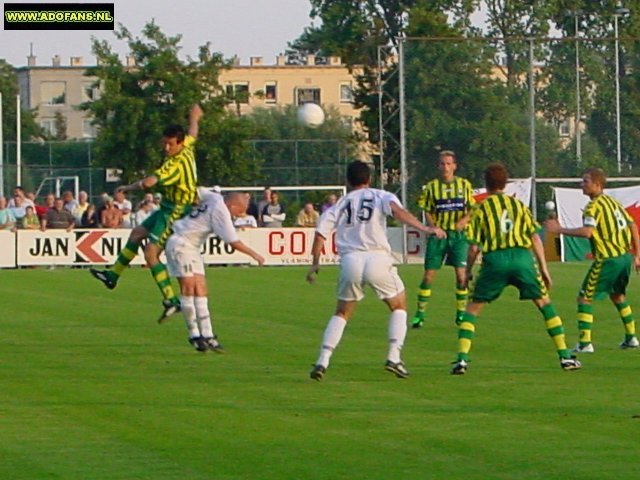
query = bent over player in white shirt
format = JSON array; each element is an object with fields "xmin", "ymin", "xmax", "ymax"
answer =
[
  {"xmin": 306, "ymin": 161, "xmax": 446, "ymax": 380},
  {"xmin": 164, "ymin": 189, "xmax": 265, "ymax": 352}
]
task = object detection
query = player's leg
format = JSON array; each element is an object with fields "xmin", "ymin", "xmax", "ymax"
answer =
[
  {"xmin": 90, "ymin": 224, "xmax": 147, "ymax": 289},
  {"xmin": 609, "ymin": 254, "xmax": 638, "ymax": 348},
  {"xmin": 412, "ymin": 236, "xmax": 445, "ymax": 328},
  {"xmin": 192, "ymin": 272, "xmax": 224, "ymax": 353},
  {"xmin": 450, "ymin": 232, "xmax": 471, "ymax": 325},
  {"xmin": 310, "ymin": 253, "xmax": 363, "ymax": 380},
  {"xmin": 452, "ymin": 301, "xmax": 484, "ymax": 374},
  {"xmin": 574, "ymin": 260, "xmax": 602, "ymax": 352},
  {"xmin": 366, "ymin": 254, "xmax": 409, "ymax": 378},
  {"xmin": 532, "ymin": 298, "xmax": 580, "ymax": 370}
]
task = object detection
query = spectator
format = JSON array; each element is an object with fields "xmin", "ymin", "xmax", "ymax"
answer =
[
  {"xmin": 100, "ymin": 196, "xmax": 123, "ymax": 228},
  {"xmin": 8, "ymin": 186, "xmax": 34, "ymax": 208},
  {"xmin": 233, "ymin": 195, "xmax": 258, "ymax": 229},
  {"xmin": 9, "ymin": 194, "xmax": 27, "ymax": 228},
  {"xmin": 134, "ymin": 200, "xmax": 154, "ymax": 227},
  {"xmin": 62, "ymin": 190, "xmax": 79, "ymax": 213},
  {"xmin": 72, "ymin": 191, "xmax": 90, "ymax": 226},
  {"xmin": 22, "ymin": 205, "xmax": 40, "ymax": 230},
  {"xmin": 137, "ymin": 193, "xmax": 155, "ymax": 211},
  {"xmin": 41, "ymin": 197, "xmax": 75, "ymax": 231},
  {"xmin": 152, "ymin": 192, "xmax": 162, "ymax": 211},
  {"xmin": 296, "ymin": 202, "xmax": 320, "ymax": 227},
  {"xmin": 36, "ymin": 193, "xmax": 55, "ymax": 220},
  {"xmin": 114, "ymin": 190, "xmax": 133, "ymax": 228},
  {"xmin": 261, "ymin": 191, "xmax": 286, "ymax": 228},
  {"xmin": 246, "ymin": 192, "xmax": 259, "ymax": 222},
  {"xmin": 257, "ymin": 187, "xmax": 272, "ymax": 226},
  {"xmin": 0, "ymin": 196, "xmax": 16, "ymax": 230},
  {"xmin": 81, "ymin": 204, "xmax": 100, "ymax": 228},
  {"xmin": 321, "ymin": 193, "xmax": 338, "ymax": 213}
]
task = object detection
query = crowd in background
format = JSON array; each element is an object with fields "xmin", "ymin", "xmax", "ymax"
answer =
[{"xmin": 0, "ymin": 185, "xmax": 342, "ymax": 232}]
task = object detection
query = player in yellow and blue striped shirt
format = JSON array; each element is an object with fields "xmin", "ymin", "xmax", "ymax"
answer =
[
  {"xmin": 412, "ymin": 150, "xmax": 475, "ymax": 328},
  {"xmin": 91, "ymin": 105, "xmax": 202, "ymax": 322},
  {"xmin": 451, "ymin": 163, "xmax": 581, "ymax": 374},
  {"xmin": 545, "ymin": 167, "xmax": 640, "ymax": 353}
]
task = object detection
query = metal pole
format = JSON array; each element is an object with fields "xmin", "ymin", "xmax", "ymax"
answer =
[
  {"xmin": 529, "ymin": 39, "xmax": 537, "ymax": 218},
  {"xmin": 0, "ymin": 92, "xmax": 4, "ymax": 198},
  {"xmin": 16, "ymin": 94, "xmax": 21, "ymax": 186},
  {"xmin": 377, "ymin": 46, "xmax": 385, "ymax": 188},
  {"xmin": 398, "ymin": 37, "xmax": 408, "ymax": 262},
  {"xmin": 615, "ymin": 13, "xmax": 623, "ymax": 173},
  {"xmin": 575, "ymin": 15, "xmax": 582, "ymax": 164}
]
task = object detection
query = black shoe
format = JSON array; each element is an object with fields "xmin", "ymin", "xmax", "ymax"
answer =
[
  {"xmin": 189, "ymin": 336, "xmax": 207, "ymax": 352},
  {"xmin": 310, "ymin": 364, "xmax": 326, "ymax": 381},
  {"xmin": 450, "ymin": 359, "xmax": 468, "ymax": 375},
  {"xmin": 158, "ymin": 299, "xmax": 181, "ymax": 324},
  {"xmin": 203, "ymin": 336, "xmax": 225, "ymax": 354},
  {"xmin": 384, "ymin": 360, "xmax": 409, "ymax": 378},
  {"xmin": 90, "ymin": 268, "xmax": 118, "ymax": 290}
]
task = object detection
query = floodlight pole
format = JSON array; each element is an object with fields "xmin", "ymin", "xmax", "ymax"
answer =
[
  {"xmin": 377, "ymin": 45, "xmax": 385, "ymax": 188},
  {"xmin": 575, "ymin": 14, "xmax": 582, "ymax": 164},
  {"xmin": 529, "ymin": 39, "xmax": 537, "ymax": 218},
  {"xmin": 398, "ymin": 37, "xmax": 408, "ymax": 262},
  {"xmin": 16, "ymin": 94, "xmax": 21, "ymax": 186},
  {"xmin": 0, "ymin": 92, "xmax": 3, "ymax": 198},
  {"xmin": 614, "ymin": 8, "xmax": 629, "ymax": 173}
]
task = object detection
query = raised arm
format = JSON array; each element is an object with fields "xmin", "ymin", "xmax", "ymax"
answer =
[{"xmin": 188, "ymin": 104, "xmax": 204, "ymax": 139}]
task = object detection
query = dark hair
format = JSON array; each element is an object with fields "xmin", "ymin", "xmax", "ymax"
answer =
[
  {"xmin": 484, "ymin": 163, "xmax": 508, "ymax": 191},
  {"xmin": 162, "ymin": 124, "xmax": 186, "ymax": 142},
  {"xmin": 584, "ymin": 167, "xmax": 607, "ymax": 188},
  {"xmin": 346, "ymin": 161, "xmax": 371, "ymax": 187}
]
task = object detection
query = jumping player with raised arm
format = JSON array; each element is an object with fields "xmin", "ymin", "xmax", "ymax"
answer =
[
  {"xmin": 306, "ymin": 161, "xmax": 446, "ymax": 381},
  {"xmin": 91, "ymin": 104, "xmax": 203, "ymax": 322}
]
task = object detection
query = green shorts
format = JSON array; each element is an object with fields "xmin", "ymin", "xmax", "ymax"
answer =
[
  {"xmin": 471, "ymin": 248, "xmax": 547, "ymax": 303},
  {"xmin": 579, "ymin": 253, "xmax": 632, "ymax": 301},
  {"xmin": 141, "ymin": 203, "xmax": 191, "ymax": 249},
  {"xmin": 424, "ymin": 230, "xmax": 469, "ymax": 270}
]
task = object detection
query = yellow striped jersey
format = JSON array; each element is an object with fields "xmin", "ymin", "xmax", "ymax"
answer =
[
  {"xmin": 467, "ymin": 193, "xmax": 538, "ymax": 253},
  {"xmin": 154, "ymin": 135, "xmax": 198, "ymax": 207},
  {"xmin": 417, "ymin": 177, "xmax": 475, "ymax": 230},
  {"xmin": 583, "ymin": 194, "xmax": 632, "ymax": 259}
]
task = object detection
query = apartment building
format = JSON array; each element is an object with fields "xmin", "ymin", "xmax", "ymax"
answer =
[{"xmin": 15, "ymin": 54, "xmax": 361, "ymax": 140}]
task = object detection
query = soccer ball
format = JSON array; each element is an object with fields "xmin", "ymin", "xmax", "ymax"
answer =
[
  {"xmin": 545, "ymin": 201, "xmax": 556, "ymax": 212},
  {"xmin": 297, "ymin": 103, "xmax": 325, "ymax": 128}
]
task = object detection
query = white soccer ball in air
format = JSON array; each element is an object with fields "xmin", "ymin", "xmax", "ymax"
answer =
[
  {"xmin": 297, "ymin": 103, "xmax": 325, "ymax": 128},
  {"xmin": 545, "ymin": 200, "xmax": 556, "ymax": 212}
]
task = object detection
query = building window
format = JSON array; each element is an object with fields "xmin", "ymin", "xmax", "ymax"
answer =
[
  {"xmin": 40, "ymin": 81, "xmax": 66, "ymax": 106},
  {"xmin": 82, "ymin": 82, "xmax": 100, "ymax": 102},
  {"xmin": 340, "ymin": 83, "xmax": 354, "ymax": 103},
  {"xmin": 40, "ymin": 118, "xmax": 57, "ymax": 136},
  {"xmin": 265, "ymin": 82, "xmax": 277, "ymax": 103},
  {"xmin": 226, "ymin": 82, "xmax": 250, "ymax": 104},
  {"xmin": 558, "ymin": 118, "xmax": 571, "ymax": 137},
  {"xmin": 82, "ymin": 119, "xmax": 97, "ymax": 138},
  {"xmin": 296, "ymin": 87, "xmax": 321, "ymax": 105}
]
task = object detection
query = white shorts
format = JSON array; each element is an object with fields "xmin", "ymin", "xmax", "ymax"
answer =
[
  {"xmin": 165, "ymin": 235, "xmax": 205, "ymax": 278},
  {"xmin": 337, "ymin": 252, "xmax": 404, "ymax": 301}
]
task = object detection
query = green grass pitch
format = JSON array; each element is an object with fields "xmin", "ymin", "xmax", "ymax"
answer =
[{"xmin": 1, "ymin": 263, "xmax": 639, "ymax": 479}]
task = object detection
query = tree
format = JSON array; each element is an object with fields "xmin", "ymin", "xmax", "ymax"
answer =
[
  {"xmin": 82, "ymin": 21, "xmax": 260, "ymax": 184},
  {"xmin": 53, "ymin": 110, "xmax": 68, "ymax": 140},
  {"xmin": 0, "ymin": 59, "xmax": 43, "ymax": 142}
]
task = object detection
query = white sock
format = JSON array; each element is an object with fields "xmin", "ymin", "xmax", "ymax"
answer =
[
  {"xmin": 181, "ymin": 296, "xmax": 199, "ymax": 338},
  {"xmin": 316, "ymin": 315, "xmax": 347, "ymax": 368},
  {"xmin": 387, "ymin": 309, "xmax": 407, "ymax": 363},
  {"xmin": 194, "ymin": 296, "xmax": 214, "ymax": 339}
]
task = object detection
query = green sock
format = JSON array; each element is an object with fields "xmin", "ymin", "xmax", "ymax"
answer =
[
  {"xmin": 111, "ymin": 240, "xmax": 140, "ymax": 277},
  {"xmin": 456, "ymin": 311, "xmax": 476, "ymax": 361},
  {"xmin": 615, "ymin": 301, "xmax": 635, "ymax": 340},
  {"xmin": 150, "ymin": 263, "xmax": 178, "ymax": 303},
  {"xmin": 415, "ymin": 281, "xmax": 431, "ymax": 319},
  {"xmin": 539, "ymin": 303, "xmax": 570, "ymax": 359},
  {"xmin": 577, "ymin": 303, "xmax": 594, "ymax": 346}
]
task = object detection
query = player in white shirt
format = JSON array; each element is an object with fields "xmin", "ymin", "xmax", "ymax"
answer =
[
  {"xmin": 306, "ymin": 161, "xmax": 447, "ymax": 380},
  {"xmin": 164, "ymin": 188, "xmax": 264, "ymax": 352}
]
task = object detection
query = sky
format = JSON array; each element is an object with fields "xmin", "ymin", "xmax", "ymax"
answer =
[{"xmin": 1, "ymin": 0, "xmax": 315, "ymax": 67}]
